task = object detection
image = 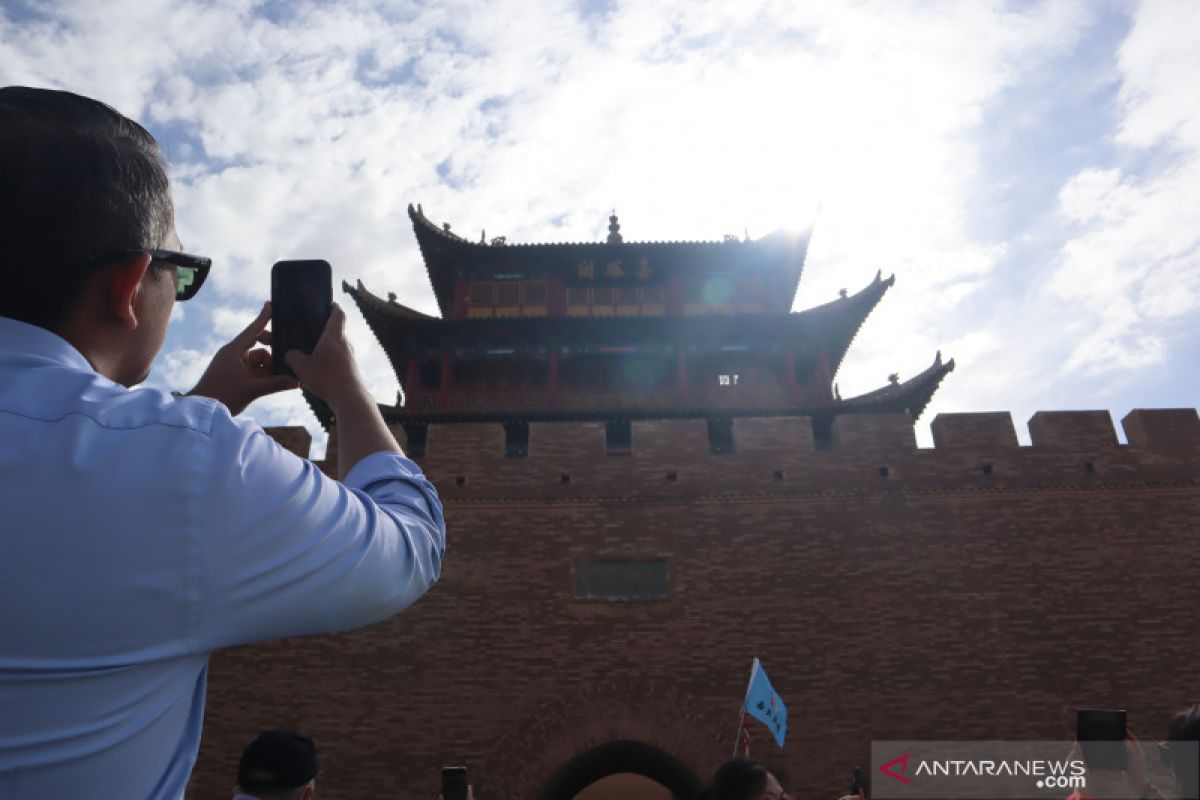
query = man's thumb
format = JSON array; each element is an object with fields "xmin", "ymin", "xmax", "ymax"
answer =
[
  {"xmin": 284, "ymin": 348, "xmax": 306, "ymax": 372},
  {"xmin": 264, "ymin": 374, "xmax": 301, "ymax": 394}
]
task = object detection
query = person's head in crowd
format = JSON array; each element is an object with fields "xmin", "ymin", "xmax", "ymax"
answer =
[
  {"xmin": 234, "ymin": 729, "xmax": 321, "ymax": 800},
  {"xmin": 1164, "ymin": 704, "xmax": 1200, "ymax": 800},
  {"xmin": 0, "ymin": 85, "xmax": 200, "ymax": 386},
  {"xmin": 708, "ymin": 758, "xmax": 788, "ymax": 800}
]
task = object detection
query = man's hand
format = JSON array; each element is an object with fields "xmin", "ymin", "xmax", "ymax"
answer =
[
  {"xmin": 186, "ymin": 302, "xmax": 299, "ymax": 416},
  {"xmin": 284, "ymin": 303, "xmax": 367, "ymax": 410},
  {"xmin": 1123, "ymin": 731, "xmax": 1160, "ymax": 798}
]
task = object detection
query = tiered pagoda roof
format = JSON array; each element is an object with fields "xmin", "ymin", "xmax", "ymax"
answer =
[
  {"xmin": 307, "ymin": 205, "xmax": 953, "ymax": 430},
  {"xmin": 409, "ymin": 203, "xmax": 810, "ymax": 316}
]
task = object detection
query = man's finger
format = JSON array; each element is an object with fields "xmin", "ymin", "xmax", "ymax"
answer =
[
  {"xmin": 251, "ymin": 374, "xmax": 300, "ymax": 399},
  {"xmin": 245, "ymin": 348, "xmax": 270, "ymax": 369},
  {"xmin": 284, "ymin": 349, "xmax": 307, "ymax": 374},
  {"xmin": 256, "ymin": 330, "xmax": 272, "ymax": 346},
  {"xmin": 234, "ymin": 302, "xmax": 272, "ymax": 347}
]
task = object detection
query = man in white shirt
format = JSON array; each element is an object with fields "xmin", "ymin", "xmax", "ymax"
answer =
[{"xmin": 0, "ymin": 86, "xmax": 446, "ymax": 798}]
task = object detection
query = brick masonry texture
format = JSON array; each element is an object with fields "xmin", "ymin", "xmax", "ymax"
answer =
[{"xmin": 189, "ymin": 409, "xmax": 1200, "ymax": 799}]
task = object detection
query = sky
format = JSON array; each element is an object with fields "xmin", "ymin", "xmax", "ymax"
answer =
[{"xmin": 2, "ymin": 0, "xmax": 1197, "ymax": 454}]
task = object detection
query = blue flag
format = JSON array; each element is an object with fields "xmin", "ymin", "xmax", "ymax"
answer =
[{"xmin": 742, "ymin": 658, "xmax": 788, "ymax": 749}]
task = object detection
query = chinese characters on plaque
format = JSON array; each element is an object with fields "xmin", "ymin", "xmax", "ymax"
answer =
[{"xmin": 576, "ymin": 257, "xmax": 652, "ymax": 281}]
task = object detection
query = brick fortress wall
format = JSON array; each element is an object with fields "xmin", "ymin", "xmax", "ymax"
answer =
[{"xmin": 188, "ymin": 408, "xmax": 1200, "ymax": 799}]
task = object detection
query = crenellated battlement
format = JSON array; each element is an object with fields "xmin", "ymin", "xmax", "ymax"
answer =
[{"xmin": 265, "ymin": 407, "xmax": 1199, "ymax": 498}]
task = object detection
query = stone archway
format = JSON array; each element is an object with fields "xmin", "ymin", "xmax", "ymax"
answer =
[
  {"xmin": 537, "ymin": 740, "xmax": 705, "ymax": 800},
  {"xmin": 478, "ymin": 680, "xmax": 726, "ymax": 798}
]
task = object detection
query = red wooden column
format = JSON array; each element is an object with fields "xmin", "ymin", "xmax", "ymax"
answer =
[
  {"xmin": 783, "ymin": 348, "xmax": 800, "ymax": 405},
  {"xmin": 404, "ymin": 356, "xmax": 418, "ymax": 406},
  {"xmin": 818, "ymin": 355, "xmax": 833, "ymax": 401},
  {"xmin": 548, "ymin": 349, "xmax": 560, "ymax": 409},
  {"xmin": 438, "ymin": 352, "xmax": 453, "ymax": 410}
]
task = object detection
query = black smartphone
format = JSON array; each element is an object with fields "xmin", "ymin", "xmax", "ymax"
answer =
[
  {"xmin": 851, "ymin": 766, "xmax": 867, "ymax": 797},
  {"xmin": 1077, "ymin": 708, "xmax": 1128, "ymax": 771},
  {"xmin": 441, "ymin": 765, "xmax": 468, "ymax": 800},
  {"xmin": 270, "ymin": 260, "xmax": 332, "ymax": 377}
]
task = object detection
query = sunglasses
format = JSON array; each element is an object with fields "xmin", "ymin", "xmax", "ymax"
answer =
[{"xmin": 86, "ymin": 248, "xmax": 212, "ymax": 302}]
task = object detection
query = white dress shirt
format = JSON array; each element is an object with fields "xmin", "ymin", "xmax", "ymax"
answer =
[{"xmin": 0, "ymin": 316, "xmax": 445, "ymax": 799}]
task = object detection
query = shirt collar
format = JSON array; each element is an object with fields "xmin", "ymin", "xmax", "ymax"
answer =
[{"xmin": 0, "ymin": 315, "xmax": 95, "ymax": 373}]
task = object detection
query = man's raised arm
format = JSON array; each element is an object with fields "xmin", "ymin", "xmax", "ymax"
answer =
[{"xmin": 189, "ymin": 304, "xmax": 445, "ymax": 651}]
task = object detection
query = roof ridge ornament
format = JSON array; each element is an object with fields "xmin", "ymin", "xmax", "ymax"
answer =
[{"xmin": 607, "ymin": 209, "xmax": 623, "ymax": 245}]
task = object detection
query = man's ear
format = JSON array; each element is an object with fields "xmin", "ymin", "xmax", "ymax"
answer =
[{"xmin": 106, "ymin": 253, "xmax": 153, "ymax": 330}]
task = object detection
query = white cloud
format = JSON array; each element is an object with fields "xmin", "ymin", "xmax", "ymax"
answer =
[
  {"xmin": 159, "ymin": 348, "xmax": 209, "ymax": 390},
  {"xmin": 1044, "ymin": 0, "xmax": 1200, "ymax": 381},
  {"xmin": 5, "ymin": 0, "xmax": 1194, "ymax": 454}
]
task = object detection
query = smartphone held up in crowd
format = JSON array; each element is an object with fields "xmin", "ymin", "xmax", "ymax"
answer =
[
  {"xmin": 270, "ymin": 259, "xmax": 333, "ymax": 377},
  {"xmin": 441, "ymin": 765, "xmax": 468, "ymax": 800},
  {"xmin": 1077, "ymin": 708, "xmax": 1129, "ymax": 771}
]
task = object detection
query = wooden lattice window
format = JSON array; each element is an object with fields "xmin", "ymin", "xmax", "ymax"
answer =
[
  {"xmin": 524, "ymin": 282, "xmax": 547, "ymax": 305},
  {"xmin": 736, "ymin": 279, "xmax": 763, "ymax": 305},
  {"xmin": 469, "ymin": 283, "xmax": 493, "ymax": 306},
  {"xmin": 618, "ymin": 286, "xmax": 638, "ymax": 305},
  {"xmin": 496, "ymin": 282, "xmax": 521, "ymax": 306},
  {"xmin": 567, "ymin": 286, "xmax": 589, "ymax": 305},
  {"xmin": 418, "ymin": 360, "xmax": 442, "ymax": 389},
  {"xmin": 706, "ymin": 279, "xmax": 733, "ymax": 305},
  {"xmin": 592, "ymin": 286, "xmax": 613, "ymax": 305}
]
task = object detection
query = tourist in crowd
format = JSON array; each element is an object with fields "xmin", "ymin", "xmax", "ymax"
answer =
[
  {"xmin": 234, "ymin": 730, "xmax": 320, "ymax": 800},
  {"xmin": 703, "ymin": 758, "xmax": 791, "ymax": 800},
  {"xmin": 1067, "ymin": 730, "xmax": 1165, "ymax": 800},
  {"xmin": 0, "ymin": 86, "xmax": 446, "ymax": 798},
  {"xmin": 1162, "ymin": 705, "xmax": 1200, "ymax": 800}
]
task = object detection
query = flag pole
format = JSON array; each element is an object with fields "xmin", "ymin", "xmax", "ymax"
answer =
[
  {"xmin": 733, "ymin": 659, "xmax": 760, "ymax": 757},
  {"xmin": 732, "ymin": 704, "xmax": 747, "ymax": 757}
]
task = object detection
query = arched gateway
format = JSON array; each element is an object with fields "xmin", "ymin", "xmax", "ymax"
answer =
[{"xmin": 539, "ymin": 740, "xmax": 705, "ymax": 800}]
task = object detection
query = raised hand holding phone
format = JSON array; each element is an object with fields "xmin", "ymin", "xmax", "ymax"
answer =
[
  {"xmin": 184, "ymin": 302, "xmax": 298, "ymax": 415},
  {"xmin": 271, "ymin": 259, "xmax": 332, "ymax": 378}
]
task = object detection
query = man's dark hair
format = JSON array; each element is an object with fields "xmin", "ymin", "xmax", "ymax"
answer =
[
  {"xmin": 1167, "ymin": 704, "xmax": 1200, "ymax": 800},
  {"xmin": 0, "ymin": 86, "xmax": 173, "ymax": 331},
  {"xmin": 238, "ymin": 729, "xmax": 320, "ymax": 794},
  {"xmin": 708, "ymin": 758, "xmax": 770, "ymax": 800}
]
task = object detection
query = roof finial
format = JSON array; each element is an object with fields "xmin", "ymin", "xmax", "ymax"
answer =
[{"xmin": 607, "ymin": 209, "xmax": 623, "ymax": 245}]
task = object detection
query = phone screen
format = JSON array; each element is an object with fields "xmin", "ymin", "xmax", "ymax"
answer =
[
  {"xmin": 442, "ymin": 766, "xmax": 468, "ymax": 800},
  {"xmin": 270, "ymin": 260, "xmax": 332, "ymax": 377},
  {"xmin": 1077, "ymin": 708, "xmax": 1128, "ymax": 771}
]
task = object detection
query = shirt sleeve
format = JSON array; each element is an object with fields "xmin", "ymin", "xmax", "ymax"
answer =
[{"xmin": 190, "ymin": 407, "xmax": 445, "ymax": 652}]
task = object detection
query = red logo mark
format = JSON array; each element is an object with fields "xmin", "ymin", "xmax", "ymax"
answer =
[{"xmin": 880, "ymin": 754, "xmax": 912, "ymax": 784}]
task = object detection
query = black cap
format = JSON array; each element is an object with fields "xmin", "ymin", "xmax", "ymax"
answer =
[{"xmin": 237, "ymin": 730, "xmax": 321, "ymax": 792}]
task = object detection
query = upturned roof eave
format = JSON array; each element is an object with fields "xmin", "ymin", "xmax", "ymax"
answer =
[
  {"xmin": 834, "ymin": 351, "xmax": 956, "ymax": 421},
  {"xmin": 344, "ymin": 275, "xmax": 890, "ymax": 363}
]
